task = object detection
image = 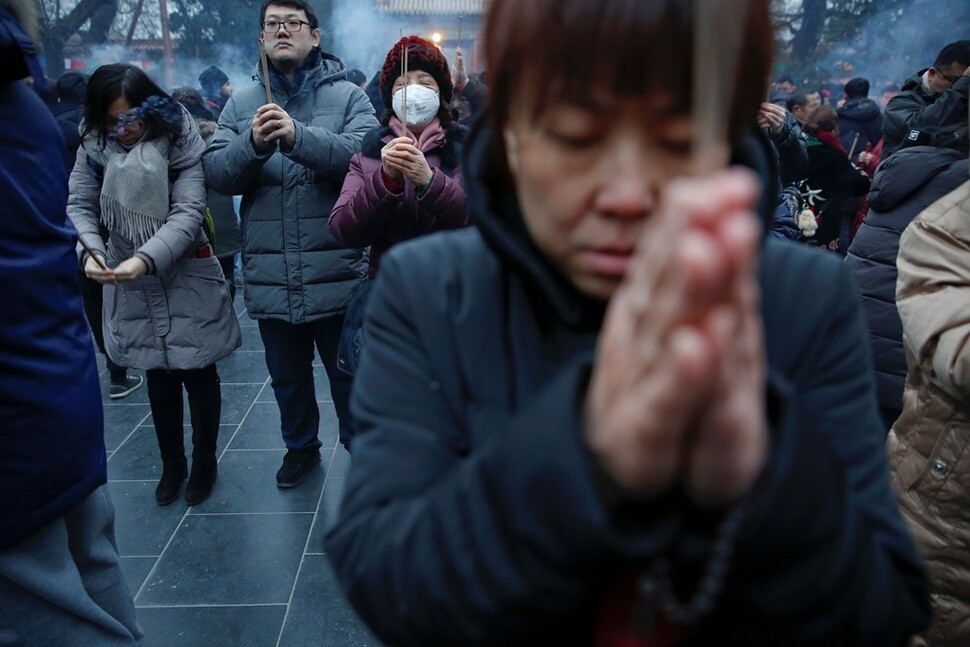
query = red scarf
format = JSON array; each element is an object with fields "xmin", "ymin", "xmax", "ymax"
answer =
[
  {"xmin": 595, "ymin": 574, "xmax": 695, "ymax": 647},
  {"xmin": 815, "ymin": 129, "xmax": 847, "ymax": 155}
]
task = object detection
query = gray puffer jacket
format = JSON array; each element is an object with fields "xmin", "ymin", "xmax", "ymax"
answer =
[
  {"xmin": 68, "ymin": 111, "xmax": 241, "ymax": 370},
  {"xmin": 203, "ymin": 49, "xmax": 379, "ymax": 324}
]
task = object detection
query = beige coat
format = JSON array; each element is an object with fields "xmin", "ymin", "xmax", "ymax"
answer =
[{"xmin": 888, "ymin": 179, "xmax": 970, "ymax": 646}]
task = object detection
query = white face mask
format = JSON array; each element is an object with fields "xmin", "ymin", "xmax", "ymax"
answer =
[{"xmin": 392, "ymin": 83, "xmax": 440, "ymax": 128}]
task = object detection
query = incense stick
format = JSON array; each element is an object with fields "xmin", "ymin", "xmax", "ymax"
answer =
[
  {"xmin": 691, "ymin": 0, "xmax": 747, "ymax": 174},
  {"xmin": 402, "ymin": 42, "xmax": 410, "ymax": 139},
  {"xmin": 848, "ymin": 133, "xmax": 861, "ymax": 160},
  {"xmin": 78, "ymin": 236, "xmax": 107, "ymax": 270},
  {"xmin": 457, "ymin": 15, "xmax": 463, "ymax": 45},
  {"xmin": 259, "ymin": 42, "xmax": 274, "ymax": 104}
]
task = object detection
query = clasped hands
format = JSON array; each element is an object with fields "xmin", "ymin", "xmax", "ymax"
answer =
[
  {"xmin": 84, "ymin": 254, "xmax": 148, "ymax": 284},
  {"xmin": 756, "ymin": 102, "xmax": 786, "ymax": 136},
  {"xmin": 252, "ymin": 103, "xmax": 296, "ymax": 153},
  {"xmin": 585, "ymin": 170, "xmax": 769, "ymax": 510},
  {"xmin": 381, "ymin": 137, "xmax": 434, "ymax": 190}
]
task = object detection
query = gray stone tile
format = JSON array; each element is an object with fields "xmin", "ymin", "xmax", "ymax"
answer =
[
  {"xmin": 191, "ymin": 450, "xmax": 324, "ymax": 514},
  {"xmin": 108, "ymin": 425, "xmax": 236, "ymax": 481},
  {"xmin": 278, "ymin": 555, "xmax": 381, "ymax": 647},
  {"xmin": 179, "ymin": 383, "xmax": 262, "ymax": 426},
  {"xmin": 103, "ymin": 404, "xmax": 153, "ymax": 452},
  {"xmin": 216, "ymin": 351, "xmax": 268, "ymax": 385},
  {"xmin": 228, "ymin": 402, "xmax": 338, "ymax": 450},
  {"xmin": 327, "ymin": 445, "xmax": 352, "ymax": 480},
  {"xmin": 137, "ymin": 605, "xmax": 286, "ymax": 647},
  {"xmin": 108, "ymin": 480, "xmax": 187, "ymax": 557},
  {"xmin": 225, "ymin": 402, "xmax": 282, "ymax": 450},
  {"xmin": 119, "ymin": 556, "xmax": 156, "ymax": 594},
  {"xmin": 137, "ymin": 513, "xmax": 312, "ymax": 605},
  {"xmin": 307, "ymin": 447, "xmax": 348, "ymax": 555},
  {"xmin": 237, "ymin": 324, "xmax": 265, "ymax": 351}
]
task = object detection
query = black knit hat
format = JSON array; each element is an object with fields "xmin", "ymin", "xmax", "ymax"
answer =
[
  {"xmin": 379, "ymin": 36, "xmax": 453, "ymax": 112},
  {"xmin": 843, "ymin": 77, "xmax": 869, "ymax": 99},
  {"xmin": 198, "ymin": 65, "xmax": 229, "ymax": 96}
]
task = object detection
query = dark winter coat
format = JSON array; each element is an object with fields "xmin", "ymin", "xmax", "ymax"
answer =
[
  {"xmin": 882, "ymin": 70, "xmax": 970, "ymax": 158},
  {"xmin": 203, "ymin": 49, "xmax": 379, "ymax": 323},
  {"xmin": 845, "ymin": 146, "xmax": 968, "ymax": 426},
  {"xmin": 768, "ymin": 111, "xmax": 809, "ymax": 185},
  {"xmin": 805, "ymin": 134, "xmax": 871, "ymax": 250},
  {"xmin": 51, "ymin": 99, "xmax": 83, "ymax": 171},
  {"xmin": 0, "ymin": 25, "xmax": 105, "ymax": 549},
  {"xmin": 196, "ymin": 120, "xmax": 240, "ymax": 259},
  {"xmin": 838, "ymin": 97, "xmax": 883, "ymax": 161},
  {"xmin": 328, "ymin": 123, "xmax": 470, "ymax": 276},
  {"xmin": 325, "ymin": 126, "xmax": 930, "ymax": 645}
]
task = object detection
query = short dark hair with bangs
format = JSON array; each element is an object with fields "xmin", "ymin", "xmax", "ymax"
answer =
[
  {"xmin": 260, "ymin": 0, "xmax": 319, "ymax": 30},
  {"xmin": 483, "ymin": 0, "xmax": 773, "ymax": 163}
]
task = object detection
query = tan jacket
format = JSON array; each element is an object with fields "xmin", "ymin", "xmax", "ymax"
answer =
[{"xmin": 888, "ymin": 179, "xmax": 970, "ymax": 646}]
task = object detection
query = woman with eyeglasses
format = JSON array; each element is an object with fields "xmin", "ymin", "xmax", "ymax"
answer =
[{"xmin": 68, "ymin": 63, "xmax": 241, "ymax": 508}]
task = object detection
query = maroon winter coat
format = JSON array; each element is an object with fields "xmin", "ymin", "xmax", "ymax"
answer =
[{"xmin": 329, "ymin": 121, "xmax": 470, "ymax": 276}]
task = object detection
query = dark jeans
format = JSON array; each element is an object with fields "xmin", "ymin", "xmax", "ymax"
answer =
[
  {"xmin": 145, "ymin": 364, "xmax": 221, "ymax": 466},
  {"xmin": 218, "ymin": 255, "xmax": 236, "ymax": 304},
  {"xmin": 78, "ymin": 272, "xmax": 126, "ymax": 382},
  {"xmin": 258, "ymin": 316, "xmax": 355, "ymax": 450}
]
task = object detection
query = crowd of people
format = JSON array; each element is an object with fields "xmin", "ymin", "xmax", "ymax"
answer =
[{"xmin": 1, "ymin": 0, "xmax": 969, "ymax": 643}]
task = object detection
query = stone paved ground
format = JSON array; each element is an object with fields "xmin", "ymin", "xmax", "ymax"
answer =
[{"xmin": 100, "ymin": 296, "xmax": 380, "ymax": 646}]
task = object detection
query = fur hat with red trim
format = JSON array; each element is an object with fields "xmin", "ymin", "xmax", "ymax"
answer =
[{"xmin": 379, "ymin": 36, "xmax": 453, "ymax": 112}]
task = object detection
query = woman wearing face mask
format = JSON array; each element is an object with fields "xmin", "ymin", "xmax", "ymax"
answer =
[
  {"xmin": 328, "ymin": 36, "xmax": 470, "ymax": 277},
  {"xmin": 68, "ymin": 64, "xmax": 241, "ymax": 507},
  {"xmin": 328, "ymin": 37, "xmax": 470, "ymax": 382}
]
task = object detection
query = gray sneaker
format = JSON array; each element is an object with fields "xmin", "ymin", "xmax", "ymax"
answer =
[{"xmin": 109, "ymin": 374, "xmax": 144, "ymax": 399}]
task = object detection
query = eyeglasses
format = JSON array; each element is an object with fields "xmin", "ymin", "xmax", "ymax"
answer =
[
  {"xmin": 261, "ymin": 19, "xmax": 311, "ymax": 33},
  {"xmin": 933, "ymin": 67, "xmax": 963, "ymax": 84},
  {"xmin": 106, "ymin": 114, "xmax": 144, "ymax": 138}
]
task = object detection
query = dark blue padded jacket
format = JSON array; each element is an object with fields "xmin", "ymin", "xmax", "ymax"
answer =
[
  {"xmin": 327, "ymin": 127, "xmax": 930, "ymax": 645},
  {"xmin": 0, "ymin": 8, "xmax": 106, "ymax": 549}
]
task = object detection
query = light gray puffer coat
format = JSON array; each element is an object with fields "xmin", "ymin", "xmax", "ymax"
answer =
[
  {"xmin": 203, "ymin": 50, "xmax": 378, "ymax": 324},
  {"xmin": 68, "ymin": 112, "xmax": 241, "ymax": 370}
]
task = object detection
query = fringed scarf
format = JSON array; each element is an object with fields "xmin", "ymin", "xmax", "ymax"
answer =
[{"xmin": 99, "ymin": 137, "xmax": 171, "ymax": 249}]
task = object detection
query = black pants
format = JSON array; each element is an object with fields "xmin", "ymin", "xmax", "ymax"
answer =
[
  {"xmin": 258, "ymin": 316, "xmax": 355, "ymax": 450},
  {"xmin": 146, "ymin": 364, "xmax": 221, "ymax": 466},
  {"xmin": 78, "ymin": 272, "xmax": 126, "ymax": 382}
]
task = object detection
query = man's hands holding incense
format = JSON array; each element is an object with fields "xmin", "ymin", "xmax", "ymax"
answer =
[
  {"xmin": 252, "ymin": 104, "xmax": 296, "ymax": 153},
  {"xmin": 585, "ymin": 170, "xmax": 768, "ymax": 509},
  {"xmin": 757, "ymin": 102, "xmax": 786, "ymax": 136}
]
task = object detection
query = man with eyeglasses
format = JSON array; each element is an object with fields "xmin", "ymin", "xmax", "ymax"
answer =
[
  {"xmin": 203, "ymin": 0, "xmax": 378, "ymax": 488},
  {"xmin": 883, "ymin": 40, "xmax": 970, "ymax": 157}
]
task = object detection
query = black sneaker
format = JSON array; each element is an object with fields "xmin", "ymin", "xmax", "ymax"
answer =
[
  {"xmin": 276, "ymin": 449, "xmax": 321, "ymax": 488},
  {"xmin": 110, "ymin": 374, "xmax": 144, "ymax": 399}
]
